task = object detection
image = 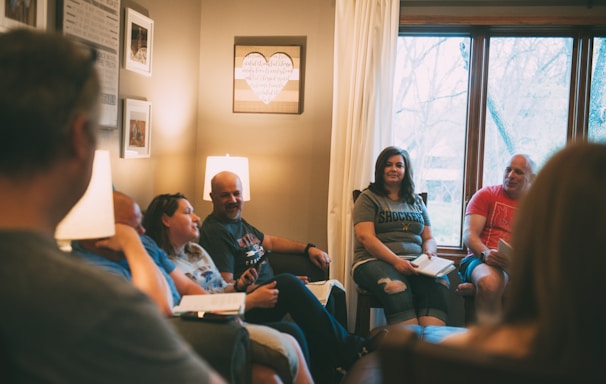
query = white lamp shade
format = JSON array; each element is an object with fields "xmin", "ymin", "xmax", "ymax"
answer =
[
  {"xmin": 203, "ymin": 155, "xmax": 250, "ymax": 201},
  {"xmin": 55, "ymin": 150, "xmax": 115, "ymax": 240}
]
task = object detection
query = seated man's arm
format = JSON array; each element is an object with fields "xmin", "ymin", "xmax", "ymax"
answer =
[
  {"xmin": 262, "ymin": 235, "xmax": 330, "ymax": 271},
  {"xmin": 463, "ymin": 214, "xmax": 489, "ymax": 257},
  {"xmin": 96, "ymin": 224, "xmax": 173, "ymax": 316}
]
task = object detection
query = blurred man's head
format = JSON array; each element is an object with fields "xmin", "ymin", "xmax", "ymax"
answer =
[
  {"xmin": 0, "ymin": 29, "xmax": 101, "ymax": 231},
  {"xmin": 113, "ymin": 191, "xmax": 145, "ymax": 235}
]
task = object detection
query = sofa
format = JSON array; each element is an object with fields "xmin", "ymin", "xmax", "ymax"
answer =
[{"xmin": 169, "ymin": 317, "xmax": 251, "ymax": 384}]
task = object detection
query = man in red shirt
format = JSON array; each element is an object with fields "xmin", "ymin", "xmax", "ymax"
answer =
[{"xmin": 458, "ymin": 154, "xmax": 535, "ymax": 324}]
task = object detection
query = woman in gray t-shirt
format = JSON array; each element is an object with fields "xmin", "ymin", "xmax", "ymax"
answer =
[{"xmin": 352, "ymin": 146, "xmax": 449, "ymax": 326}]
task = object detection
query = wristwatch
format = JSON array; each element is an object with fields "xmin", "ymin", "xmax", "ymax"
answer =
[
  {"xmin": 480, "ymin": 250, "xmax": 490, "ymax": 262},
  {"xmin": 304, "ymin": 243, "xmax": 316, "ymax": 257}
]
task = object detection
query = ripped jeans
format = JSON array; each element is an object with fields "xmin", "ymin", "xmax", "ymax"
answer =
[{"xmin": 353, "ymin": 259, "xmax": 450, "ymax": 324}]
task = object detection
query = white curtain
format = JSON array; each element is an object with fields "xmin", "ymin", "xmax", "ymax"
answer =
[{"xmin": 328, "ymin": 0, "xmax": 399, "ymax": 331}]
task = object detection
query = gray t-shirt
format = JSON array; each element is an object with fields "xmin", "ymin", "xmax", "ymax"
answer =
[
  {"xmin": 352, "ymin": 189, "xmax": 431, "ymax": 267},
  {"xmin": 0, "ymin": 231, "xmax": 213, "ymax": 384}
]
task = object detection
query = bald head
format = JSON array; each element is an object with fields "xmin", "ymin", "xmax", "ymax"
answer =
[
  {"xmin": 209, "ymin": 171, "xmax": 243, "ymax": 221},
  {"xmin": 210, "ymin": 171, "xmax": 240, "ymax": 192},
  {"xmin": 113, "ymin": 190, "xmax": 145, "ymax": 234},
  {"xmin": 503, "ymin": 154, "xmax": 535, "ymax": 199}
]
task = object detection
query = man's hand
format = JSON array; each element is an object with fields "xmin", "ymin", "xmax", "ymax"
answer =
[
  {"xmin": 246, "ymin": 281, "xmax": 279, "ymax": 308},
  {"xmin": 95, "ymin": 224, "xmax": 139, "ymax": 252},
  {"xmin": 308, "ymin": 247, "xmax": 331, "ymax": 271},
  {"xmin": 297, "ymin": 275, "xmax": 310, "ymax": 284},
  {"xmin": 484, "ymin": 250, "xmax": 509, "ymax": 270}
]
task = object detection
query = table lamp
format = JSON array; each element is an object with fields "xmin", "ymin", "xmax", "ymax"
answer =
[
  {"xmin": 55, "ymin": 149, "xmax": 115, "ymax": 250},
  {"xmin": 203, "ymin": 155, "xmax": 250, "ymax": 201}
]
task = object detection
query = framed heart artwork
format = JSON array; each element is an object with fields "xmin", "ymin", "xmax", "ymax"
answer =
[{"xmin": 233, "ymin": 44, "xmax": 302, "ymax": 114}]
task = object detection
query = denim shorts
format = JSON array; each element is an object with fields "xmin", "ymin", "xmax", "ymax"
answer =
[
  {"xmin": 353, "ymin": 259, "xmax": 449, "ymax": 323},
  {"xmin": 458, "ymin": 255, "xmax": 482, "ymax": 283}
]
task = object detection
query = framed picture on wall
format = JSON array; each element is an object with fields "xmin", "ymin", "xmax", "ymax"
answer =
[
  {"xmin": 233, "ymin": 44, "xmax": 302, "ymax": 114},
  {"xmin": 122, "ymin": 99, "xmax": 152, "ymax": 159},
  {"xmin": 0, "ymin": 0, "xmax": 47, "ymax": 31},
  {"xmin": 124, "ymin": 8, "xmax": 153, "ymax": 76}
]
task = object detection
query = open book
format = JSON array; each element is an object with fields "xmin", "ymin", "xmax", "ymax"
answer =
[
  {"xmin": 498, "ymin": 238, "xmax": 512, "ymax": 257},
  {"xmin": 172, "ymin": 292, "xmax": 246, "ymax": 316},
  {"xmin": 411, "ymin": 254, "xmax": 456, "ymax": 277},
  {"xmin": 306, "ymin": 279, "xmax": 345, "ymax": 306}
]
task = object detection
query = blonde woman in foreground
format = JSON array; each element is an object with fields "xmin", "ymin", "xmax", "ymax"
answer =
[{"xmin": 443, "ymin": 142, "xmax": 606, "ymax": 379}]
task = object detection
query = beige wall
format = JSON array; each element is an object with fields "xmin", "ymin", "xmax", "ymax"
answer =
[
  {"xmin": 194, "ymin": 0, "xmax": 336, "ymax": 248},
  {"xmin": 89, "ymin": 0, "xmax": 336, "ymax": 248},
  {"xmin": 87, "ymin": 0, "xmax": 601, "ymax": 249},
  {"xmin": 98, "ymin": 0, "xmax": 203, "ymax": 211}
]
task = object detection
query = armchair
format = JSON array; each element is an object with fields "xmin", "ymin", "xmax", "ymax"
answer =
[
  {"xmin": 379, "ymin": 327, "xmax": 590, "ymax": 384},
  {"xmin": 343, "ymin": 325, "xmax": 593, "ymax": 384}
]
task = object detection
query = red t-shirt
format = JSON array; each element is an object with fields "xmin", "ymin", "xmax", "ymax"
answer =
[{"xmin": 465, "ymin": 185, "xmax": 518, "ymax": 256}]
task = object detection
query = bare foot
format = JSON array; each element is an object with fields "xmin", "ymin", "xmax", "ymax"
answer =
[{"xmin": 456, "ymin": 283, "xmax": 476, "ymax": 296}]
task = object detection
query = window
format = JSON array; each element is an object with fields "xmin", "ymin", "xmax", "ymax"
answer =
[
  {"xmin": 482, "ymin": 37, "xmax": 572, "ymax": 186},
  {"xmin": 589, "ymin": 37, "xmax": 606, "ymax": 143},
  {"xmin": 393, "ymin": 27, "xmax": 605, "ymax": 252},
  {"xmin": 393, "ymin": 36, "xmax": 469, "ymax": 246}
]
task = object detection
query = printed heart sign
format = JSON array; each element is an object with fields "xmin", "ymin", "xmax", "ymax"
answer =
[{"xmin": 241, "ymin": 52, "xmax": 293, "ymax": 104}]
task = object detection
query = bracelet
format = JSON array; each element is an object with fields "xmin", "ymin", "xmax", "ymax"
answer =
[{"xmin": 304, "ymin": 243, "xmax": 316, "ymax": 257}]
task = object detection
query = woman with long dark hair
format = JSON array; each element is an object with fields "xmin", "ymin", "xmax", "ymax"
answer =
[{"xmin": 352, "ymin": 146, "xmax": 449, "ymax": 327}]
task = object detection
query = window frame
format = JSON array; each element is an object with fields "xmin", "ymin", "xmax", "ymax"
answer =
[{"xmin": 397, "ymin": 20, "xmax": 606, "ymax": 259}]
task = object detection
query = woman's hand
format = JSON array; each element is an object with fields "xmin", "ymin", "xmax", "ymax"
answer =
[
  {"xmin": 422, "ymin": 249, "xmax": 437, "ymax": 258},
  {"xmin": 245, "ymin": 281, "xmax": 279, "ymax": 309},
  {"xmin": 393, "ymin": 257, "xmax": 418, "ymax": 275},
  {"xmin": 236, "ymin": 266, "xmax": 259, "ymax": 291}
]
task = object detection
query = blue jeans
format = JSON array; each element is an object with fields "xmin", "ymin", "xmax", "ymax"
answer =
[
  {"xmin": 353, "ymin": 259, "xmax": 450, "ymax": 323},
  {"xmin": 245, "ymin": 273, "xmax": 366, "ymax": 379}
]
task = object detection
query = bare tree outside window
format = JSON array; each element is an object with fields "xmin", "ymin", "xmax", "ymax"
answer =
[
  {"xmin": 393, "ymin": 36, "xmax": 469, "ymax": 246},
  {"xmin": 393, "ymin": 30, "xmax": 604, "ymax": 249},
  {"xmin": 483, "ymin": 37, "xmax": 572, "ymax": 186},
  {"xmin": 589, "ymin": 37, "xmax": 606, "ymax": 143}
]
